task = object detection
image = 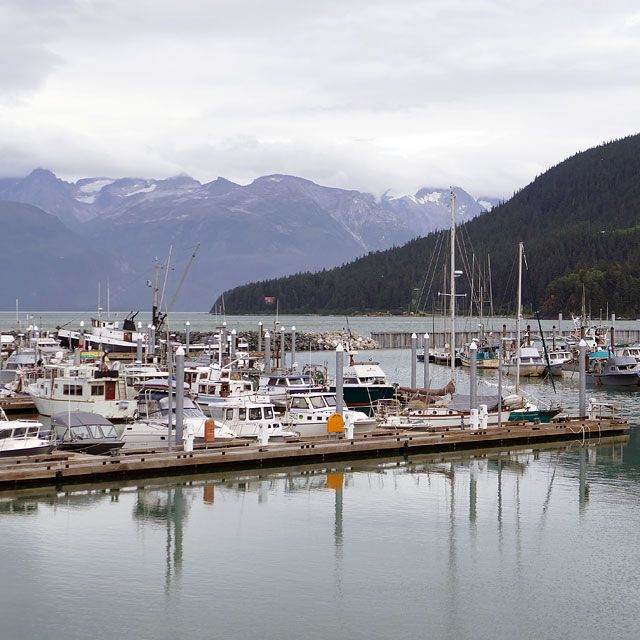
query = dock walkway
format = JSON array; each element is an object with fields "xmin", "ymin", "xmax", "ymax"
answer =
[{"xmin": 0, "ymin": 417, "xmax": 628, "ymax": 490}]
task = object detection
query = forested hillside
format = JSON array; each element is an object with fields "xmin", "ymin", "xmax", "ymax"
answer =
[{"xmin": 213, "ymin": 134, "xmax": 640, "ymax": 317}]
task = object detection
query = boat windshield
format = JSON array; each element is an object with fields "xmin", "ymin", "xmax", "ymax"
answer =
[{"xmin": 310, "ymin": 396, "xmax": 326, "ymax": 409}]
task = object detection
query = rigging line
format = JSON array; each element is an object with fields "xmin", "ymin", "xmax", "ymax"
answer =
[
  {"xmin": 419, "ymin": 231, "xmax": 447, "ymax": 312},
  {"xmin": 522, "ymin": 246, "xmax": 557, "ymax": 394},
  {"xmin": 415, "ymin": 231, "xmax": 444, "ymax": 306},
  {"xmin": 415, "ymin": 230, "xmax": 447, "ymax": 314}
]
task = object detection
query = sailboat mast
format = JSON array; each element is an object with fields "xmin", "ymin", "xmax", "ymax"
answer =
[
  {"xmin": 516, "ymin": 241, "xmax": 523, "ymax": 392},
  {"xmin": 450, "ymin": 190, "xmax": 456, "ymax": 382}
]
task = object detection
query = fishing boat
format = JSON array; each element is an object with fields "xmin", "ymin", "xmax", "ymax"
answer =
[
  {"xmin": 57, "ymin": 312, "xmax": 146, "ymax": 354},
  {"xmin": 50, "ymin": 411, "xmax": 125, "ymax": 455}
]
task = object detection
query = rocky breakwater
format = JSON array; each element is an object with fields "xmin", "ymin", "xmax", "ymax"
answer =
[{"xmin": 178, "ymin": 330, "xmax": 379, "ymax": 351}]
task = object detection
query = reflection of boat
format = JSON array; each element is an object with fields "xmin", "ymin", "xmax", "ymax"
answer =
[
  {"xmin": 282, "ymin": 391, "xmax": 377, "ymax": 436},
  {"xmin": 51, "ymin": 411, "xmax": 125, "ymax": 455},
  {"xmin": 0, "ymin": 408, "xmax": 54, "ymax": 458},
  {"xmin": 586, "ymin": 356, "xmax": 640, "ymax": 387}
]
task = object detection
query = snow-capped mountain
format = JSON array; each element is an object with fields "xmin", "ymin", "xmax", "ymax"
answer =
[{"xmin": 0, "ymin": 169, "xmax": 492, "ymax": 310}]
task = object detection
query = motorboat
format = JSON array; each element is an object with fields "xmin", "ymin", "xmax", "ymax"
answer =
[
  {"xmin": 27, "ymin": 362, "xmax": 136, "ymax": 420},
  {"xmin": 586, "ymin": 356, "xmax": 640, "ymax": 387},
  {"xmin": 0, "ymin": 408, "xmax": 54, "ymax": 458},
  {"xmin": 503, "ymin": 346, "xmax": 559, "ymax": 377},
  {"xmin": 50, "ymin": 411, "xmax": 125, "ymax": 455},
  {"xmin": 459, "ymin": 342, "xmax": 499, "ymax": 369},
  {"xmin": 329, "ymin": 362, "xmax": 395, "ymax": 416},
  {"xmin": 257, "ymin": 373, "xmax": 324, "ymax": 406},
  {"xmin": 282, "ymin": 391, "xmax": 377, "ymax": 436},
  {"xmin": 122, "ymin": 378, "xmax": 236, "ymax": 449},
  {"xmin": 198, "ymin": 396, "xmax": 298, "ymax": 441}
]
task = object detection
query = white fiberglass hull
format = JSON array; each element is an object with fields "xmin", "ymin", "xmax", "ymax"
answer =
[{"xmin": 29, "ymin": 395, "xmax": 136, "ymax": 421}]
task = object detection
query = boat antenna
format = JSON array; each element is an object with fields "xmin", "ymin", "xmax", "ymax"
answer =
[{"xmin": 159, "ymin": 245, "xmax": 173, "ymax": 314}]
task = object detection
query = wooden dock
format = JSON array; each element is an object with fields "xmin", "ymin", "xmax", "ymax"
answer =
[
  {"xmin": 0, "ymin": 416, "xmax": 628, "ymax": 490},
  {"xmin": 0, "ymin": 395, "xmax": 36, "ymax": 414}
]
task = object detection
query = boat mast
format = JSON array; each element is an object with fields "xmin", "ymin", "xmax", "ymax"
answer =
[
  {"xmin": 450, "ymin": 190, "xmax": 456, "ymax": 383},
  {"xmin": 516, "ymin": 241, "xmax": 523, "ymax": 392}
]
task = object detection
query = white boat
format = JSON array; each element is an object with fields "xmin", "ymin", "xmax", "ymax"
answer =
[
  {"xmin": 282, "ymin": 391, "xmax": 377, "ymax": 436},
  {"xmin": 503, "ymin": 346, "xmax": 552, "ymax": 377},
  {"xmin": 122, "ymin": 379, "xmax": 236, "ymax": 449},
  {"xmin": 378, "ymin": 393, "xmax": 541, "ymax": 430},
  {"xmin": 257, "ymin": 373, "xmax": 324, "ymax": 406},
  {"xmin": 198, "ymin": 396, "xmax": 298, "ymax": 441},
  {"xmin": 57, "ymin": 312, "xmax": 146, "ymax": 353},
  {"xmin": 0, "ymin": 408, "xmax": 54, "ymax": 458},
  {"xmin": 26, "ymin": 362, "xmax": 137, "ymax": 421}
]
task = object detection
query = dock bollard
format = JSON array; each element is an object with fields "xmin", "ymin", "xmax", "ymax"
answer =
[
  {"xmin": 258, "ymin": 422, "xmax": 269, "ymax": 446},
  {"xmin": 184, "ymin": 424, "xmax": 194, "ymax": 452},
  {"xmin": 479, "ymin": 404, "xmax": 488, "ymax": 429},
  {"xmin": 344, "ymin": 414, "xmax": 354, "ymax": 440},
  {"xmin": 470, "ymin": 408, "xmax": 479, "ymax": 431}
]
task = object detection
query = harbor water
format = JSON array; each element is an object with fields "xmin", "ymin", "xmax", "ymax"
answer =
[{"xmin": 2, "ymin": 313, "xmax": 640, "ymax": 639}]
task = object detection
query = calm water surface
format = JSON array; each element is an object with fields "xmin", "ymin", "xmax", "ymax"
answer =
[
  {"xmin": 2, "ymin": 434, "xmax": 640, "ymax": 640},
  {"xmin": 2, "ymin": 313, "xmax": 640, "ymax": 639}
]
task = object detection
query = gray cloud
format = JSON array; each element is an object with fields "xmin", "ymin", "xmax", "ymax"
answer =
[{"xmin": 1, "ymin": 0, "xmax": 639, "ymax": 198}]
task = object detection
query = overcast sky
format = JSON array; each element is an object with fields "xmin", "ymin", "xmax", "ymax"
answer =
[{"xmin": 1, "ymin": 0, "xmax": 639, "ymax": 199}]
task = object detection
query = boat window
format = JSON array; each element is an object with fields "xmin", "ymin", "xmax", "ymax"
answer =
[
  {"xmin": 63, "ymin": 384, "xmax": 83, "ymax": 396},
  {"xmin": 91, "ymin": 385, "xmax": 104, "ymax": 396},
  {"xmin": 13, "ymin": 427, "xmax": 26, "ymax": 438},
  {"xmin": 225, "ymin": 408, "xmax": 234, "ymax": 421},
  {"xmin": 267, "ymin": 378, "xmax": 279, "ymax": 386},
  {"xmin": 102, "ymin": 425, "xmax": 118, "ymax": 438},
  {"xmin": 26, "ymin": 426, "xmax": 40, "ymax": 437},
  {"xmin": 264, "ymin": 407, "xmax": 274, "ymax": 419},
  {"xmin": 249, "ymin": 408, "xmax": 261, "ymax": 420},
  {"xmin": 290, "ymin": 397, "xmax": 307, "ymax": 409},
  {"xmin": 344, "ymin": 377, "xmax": 358, "ymax": 384},
  {"xmin": 325, "ymin": 396, "xmax": 337, "ymax": 407},
  {"xmin": 88, "ymin": 426, "xmax": 104, "ymax": 438},
  {"xmin": 70, "ymin": 426, "xmax": 91, "ymax": 440},
  {"xmin": 310, "ymin": 396, "xmax": 325, "ymax": 409},
  {"xmin": 276, "ymin": 378, "xmax": 287, "ymax": 386},
  {"xmin": 0, "ymin": 430, "xmax": 10, "ymax": 440}
]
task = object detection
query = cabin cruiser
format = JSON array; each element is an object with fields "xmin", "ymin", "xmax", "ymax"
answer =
[
  {"xmin": 257, "ymin": 373, "xmax": 324, "ymax": 406},
  {"xmin": 0, "ymin": 408, "xmax": 54, "ymax": 458},
  {"xmin": 122, "ymin": 379, "xmax": 236, "ymax": 449},
  {"xmin": 282, "ymin": 391, "xmax": 377, "ymax": 437},
  {"xmin": 198, "ymin": 396, "xmax": 298, "ymax": 441},
  {"xmin": 50, "ymin": 411, "xmax": 125, "ymax": 455},
  {"xmin": 330, "ymin": 362, "xmax": 395, "ymax": 416},
  {"xmin": 586, "ymin": 356, "xmax": 640, "ymax": 387},
  {"xmin": 27, "ymin": 362, "xmax": 137, "ymax": 420}
]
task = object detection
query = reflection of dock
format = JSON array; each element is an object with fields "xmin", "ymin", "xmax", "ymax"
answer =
[{"xmin": 0, "ymin": 416, "xmax": 629, "ymax": 490}]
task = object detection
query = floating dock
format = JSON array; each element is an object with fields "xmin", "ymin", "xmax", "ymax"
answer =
[{"xmin": 0, "ymin": 416, "xmax": 628, "ymax": 490}]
